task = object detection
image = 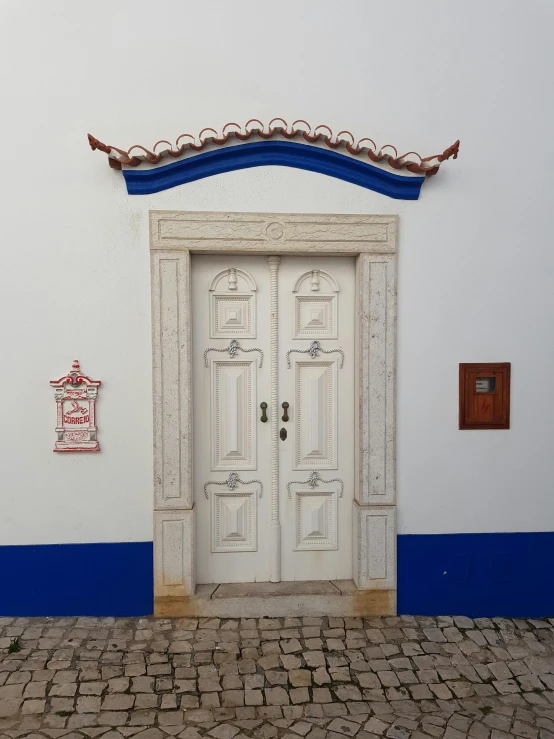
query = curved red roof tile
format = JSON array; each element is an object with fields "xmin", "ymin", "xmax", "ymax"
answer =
[{"xmin": 88, "ymin": 118, "xmax": 459, "ymax": 177}]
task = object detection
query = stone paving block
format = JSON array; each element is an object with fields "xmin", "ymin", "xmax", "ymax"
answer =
[
  {"xmin": 453, "ymin": 616, "xmax": 474, "ymax": 629},
  {"xmin": 397, "ymin": 670, "xmax": 419, "ymax": 685},
  {"xmin": 23, "ymin": 680, "xmax": 47, "ymax": 698},
  {"xmin": 0, "ymin": 683, "xmax": 24, "ymax": 699},
  {"xmin": 97, "ymin": 711, "xmax": 130, "ymax": 726},
  {"xmin": 364, "ymin": 717, "xmax": 389, "ymax": 735},
  {"xmin": 20, "ymin": 699, "xmax": 46, "ymax": 714},
  {"xmin": 327, "ymin": 717, "xmax": 361, "ymax": 736},
  {"xmin": 199, "ymin": 677, "xmax": 223, "ymax": 692},
  {"xmin": 50, "ymin": 696, "xmax": 75, "ymax": 711},
  {"xmin": 102, "ymin": 693, "xmax": 135, "ymax": 710},
  {"xmin": 209, "ymin": 724, "xmax": 240, "ymax": 739},
  {"xmin": 50, "ymin": 681, "xmax": 78, "ymax": 696},
  {"xmin": 386, "ymin": 725, "xmax": 411, "ymax": 739},
  {"xmin": 528, "ymin": 621, "xmax": 550, "ymax": 629},
  {"xmin": 6, "ymin": 669, "xmax": 31, "ymax": 684},
  {"xmin": 129, "ymin": 709, "xmax": 157, "ymax": 725},
  {"xmin": 80, "ymin": 679, "xmax": 108, "ymax": 695},
  {"xmin": 446, "ymin": 680, "xmax": 475, "ymax": 698},
  {"xmin": 281, "ymin": 655, "xmax": 302, "ymax": 671},
  {"xmin": 334, "ymin": 685, "xmax": 363, "ymax": 701},
  {"xmin": 429, "ymin": 684, "xmax": 453, "ymax": 700},
  {"xmin": 483, "ymin": 714, "xmax": 512, "ymax": 732},
  {"xmin": 304, "ymin": 651, "xmax": 326, "ymax": 668},
  {"xmin": 134, "ymin": 730, "xmax": 166, "ymax": 739},
  {"xmin": 330, "ymin": 666, "xmax": 351, "ymax": 682},
  {"xmin": 512, "ymin": 719, "xmax": 539, "ymax": 738},
  {"xmin": 245, "ymin": 688, "xmax": 264, "ymax": 706},
  {"xmin": 265, "ymin": 687, "xmax": 290, "ymax": 705},
  {"xmin": 474, "ymin": 683, "xmax": 498, "ymax": 697},
  {"xmin": 423, "ymin": 629, "xmax": 447, "ymax": 644},
  {"xmin": 158, "ymin": 709, "xmax": 186, "ymax": 726},
  {"xmin": 443, "ymin": 728, "xmax": 466, "ymax": 739},
  {"xmin": 494, "ymin": 679, "xmax": 521, "ymax": 694},
  {"xmin": 410, "ymin": 684, "xmax": 434, "ymax": 700},
  {"xmin": 290, "ymin": 669, "xmax": 312, "ymax": 687},
  {"xmin": 76, "ymin": 695, "xmax": 102, "ymax": 712},
  {"xmin": 266, "ymin": 669, "xmax": 289, "ymax": 685},
  {"xmin": 160, "ymin": 693, "xmax": 178, "ymax": 709},
  {"xmin": 137, "ymin": 693, "xmax": 161, "ymax": 708},
  {"xmin": 67, "ymin": 714, "xmax": 99, "ymax": 730},
  {"xmin": 222, "ymin": 689, "xmax": 245, "ymax": 707},
  {"xmin": 281, "ymin": 639, "xmax": 303, "ymax": 654}
]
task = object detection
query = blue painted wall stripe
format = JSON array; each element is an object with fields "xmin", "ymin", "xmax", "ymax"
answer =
[
  {"xmin": 122, "ymin": 140, "xmax": 425, "ymax": 200},
  {"xmin": 398, "ymin": 532, "xmax": 554, "ymax": 618},
  {"xmin": 0, "ymin": 533, "xmax": 552, "ymax": 617},
  {"xmin": 0, "ymin": 542, "xmax": 153, "ymax": 617}
]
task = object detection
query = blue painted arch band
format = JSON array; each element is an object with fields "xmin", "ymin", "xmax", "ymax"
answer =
[{"xmin": 122, "ymin": 140, "xmax": 425, "ymax": 200}]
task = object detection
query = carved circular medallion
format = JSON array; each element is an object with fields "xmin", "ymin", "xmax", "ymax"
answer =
[{"xmin": 266, "ymin": 222, "xmax": 284, "ymax": 241}]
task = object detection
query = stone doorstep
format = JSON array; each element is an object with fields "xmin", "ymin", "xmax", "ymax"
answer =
[{"xmin": 154, "ymin": 580, "xmax": 395, "ymax": 618}]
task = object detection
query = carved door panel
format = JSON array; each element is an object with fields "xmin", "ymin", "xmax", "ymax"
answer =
[
  {"xmin": 192, "ymin": 256, "xmax": 271, "ymax": 584},
  {"xmin": 278, "ymin": 257, "xmax": 355, "ymax": 581}
]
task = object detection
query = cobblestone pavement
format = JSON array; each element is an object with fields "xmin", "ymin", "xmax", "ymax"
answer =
[{"xmin": 1, "ymin": 615, "xmax": 554, "ymax": 739}]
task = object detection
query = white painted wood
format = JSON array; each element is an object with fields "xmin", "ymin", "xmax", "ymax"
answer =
[
  {"xmin": 293, "ymin": 270, "xmax": 339, "ymax": 340},
  {"xmin": 192, "ymin": 256, "xmax": 272, "ymax": 584},
  {"xmin": 211, "ymin": 360, "xmax": 256, "ymax": 470},
  {"xmin": 209, "ymin": 267, "xmax": 257, "ymax": 338},
  {"xmin": 208, "ymin": 268, "xmax": 257, "ymax": 293},
  {"xmin": 294, "ymin": 295, "xmax": 337, "ymax": 340},
  {"xmin": 212, "ymin": 489, "xmax": 257, "ymax": 552},
  {"xmin": 292, "ymin": 270, "xmax": 340, "ymax": 294},
  {"xmin": 279, "ymin": 256, "xmax": 356, "ymax": 582},
  {"xmin": 295, "ymin": 488, "xmax": 338, "ymax": 551},
  {"xmin": 294, "ymin": 361, "xmax": 337, "ymax": 470},
  {"xmin": 267, "ymin": 256, "xmax": 282, "ymax": 583}
]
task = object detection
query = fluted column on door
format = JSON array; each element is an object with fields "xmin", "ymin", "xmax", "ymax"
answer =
[{"xmin": 267, "ymin": 256, "xmax": 281, "ymax": 582}]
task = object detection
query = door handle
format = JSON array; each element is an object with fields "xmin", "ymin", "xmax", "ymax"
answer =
[
  {"xmin": 280, "ymin": 427, "xmax": 287, "ymax": 441},
  {"xmin": 260, "ymin": 402, "xmax": 268, "ymax": 423},
  {"xmin": 281, "ymin": 402, "xmax": 289, "ymax": 422}
]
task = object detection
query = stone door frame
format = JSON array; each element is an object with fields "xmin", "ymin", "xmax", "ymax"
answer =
[{"xmin": 150, "ymin": 211, "xmax": 397, "ymax": 612}]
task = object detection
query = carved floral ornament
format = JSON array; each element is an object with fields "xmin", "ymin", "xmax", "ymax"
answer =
[
  {"xmin": 50, "ymin": 360, "xmax": 101, "ymax": 452},
  {"xmin": 88, "ymin": 118, "xmax": 459, "ymax": 200}
]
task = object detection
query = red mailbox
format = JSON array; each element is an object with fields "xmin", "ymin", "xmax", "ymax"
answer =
[{"xmin": 50, "ymin": 360, "xmax": 101, "ymax": 451}]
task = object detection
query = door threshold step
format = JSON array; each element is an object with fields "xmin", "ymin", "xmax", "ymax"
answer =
[{"xmin": 155, "ymin": 580, "xmax": 395, "ymax": 617}]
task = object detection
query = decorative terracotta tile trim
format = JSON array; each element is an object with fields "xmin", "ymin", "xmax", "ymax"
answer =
[{"xmin": 88, "ymin": 118, "xmax": 459, "ymax": 177}]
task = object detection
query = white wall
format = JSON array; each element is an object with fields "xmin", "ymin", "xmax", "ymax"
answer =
[{"xmin": 1, "ymin": 0, "xmax": 553, "ymax": 545}]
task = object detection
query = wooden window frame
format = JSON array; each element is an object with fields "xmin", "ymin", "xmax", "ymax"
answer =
[{"xmin": 459, "ymin": 362, "xmax": 511, "ymax": 430}]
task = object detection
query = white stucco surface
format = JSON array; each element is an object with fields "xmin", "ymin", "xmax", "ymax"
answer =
[{"xmin": 1, "ymin": 0, "xmax": 553, "ymax": 545}]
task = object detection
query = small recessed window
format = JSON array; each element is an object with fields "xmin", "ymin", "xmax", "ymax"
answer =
[
  {"xmin": 459, "ymin": 363, "xmax": 510, "ymax": 429},
  {"xmin": 476, "ymin": 377, "xmax": 496, "ymax": 393}
]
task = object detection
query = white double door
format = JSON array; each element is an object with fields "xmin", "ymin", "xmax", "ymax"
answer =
[{"xmin": 192, "ymin": 255, "xmax": 354, "ymax": 584}]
